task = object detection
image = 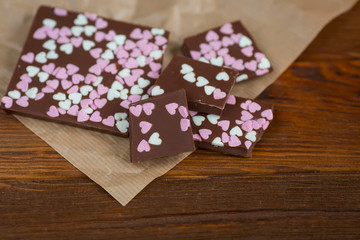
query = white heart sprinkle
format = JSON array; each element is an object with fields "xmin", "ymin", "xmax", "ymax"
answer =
[
  {"xmin": 212, "ymin": 137, "xmax": 224, "ymax": 147},
  {"xmin": 210, "ymin": 56, "xmax": 224, "ymax": 66},
  {"xmin": 151, "ymin": 28, "xmax": 165, "ymax": 36},
  {"xmin": 111, "ymin": 81, "xmax": 124, "ymax": 91},
  {"xmin": 183, "ymin": 72, "xmax": 196, "ymax": 83},
  {"xmin": 47, "ymin": 51, "xmax": 59, "ymax": 59},
  {"xmin": 180, "ymin": 64, "xmax": 193, "ymax": 74},
  {"xmin": 25, "ymin": 87, "xmax": 38, "ymax": 99},
  {"xmin": 82, "ymin": 40, "xmax": 95, "ymax": 51},
  {"xmin": 245, "ymin": 131, "xmax": 257, "ymax": 142},
  {"xmin": 114, "ymin": 112, "xmax": 127, "ymax": 121},
  {"xmin": 216, "ymin": 71, "xmax": 229, "ymax": 81},
  {"xmin": 239, "ymin": 35, "xmax": 252, "ymax": 47},
  {"xmin": 35, "ymin": 51, "xmax": 47, "ymax": 64},
  {"xmin": 130, "ymin": 85, "xmax": 143, "ymax": 95},
  {"xmin": 207, "ymin": 114, "xmax": 220, "ymax": 124},
  {"xmin": 236, "ymin": 74, "xmax": 248, "ymax": 82},
  {"xmin": 136, "ymin": 55, "xmax": 146, "ymax": 67},
  {"xmin": 192, "ymin": 116, "xmax": 205, "ymax": 126},
  {"xmin": 258, "ymin": 57, "xmax": 271, "ymax": 69},
  {"xmin": 59, "ymin": 99, "xmax": 71, "ymax": 110},
  {"xmin": 8, "ymin": 90, "xmax": 21, "ymax": 99},
  {"xmin": 137, "ymin": 77, "xmax": 150, "ymax": 88},
  {"xmin": 118, "ymin": 68, "xmax": 131, "ymax": 78},
  {"xmin": 198, "ymin": 57, "xmax": 209, "ymax": 63},
  {"xmin": 43, "ymin": 39, "xmax": 56, "ymax": 50},
  {"xmin": 26, "ymin": 66, "xmax": 40, "ymax": 77},
  {"xmin": 119, "ymin": 89, "xmax": 129, "ymax": 100},
  {"xmin": 230, "ymin": 126, "xmax": 243, "ymax": 136},
  {"xmin": 71, "ymin": 26, "xmax": 84, "ymax": 37},
  {"xmin": 43, "ymin": 18, "xmax": 56, "ymax": 27},
  {"xmin": 141, "ymin": 94, "xmax": 149, "ymax": 100},
  {"xmin": 80, "ymin": 85, "xmax": 93, "ymax": 96},
  {"xmin": 37, "ymin": 72, "xmax": 49, "ymax": 83},
  {"xmin": 84, "ymin": 25, "xmax": 97, "ymax": 36},
  {"xmin": 74, "ymin": 14, "xmax": 88, "ymax": 25},
  {"xmin": 151, "ymin": 86, "xmax": 164, "ymax": 96},
  {"xmin": 84, "ymin": 107, "xmax": 93, "ymax": 114},
  {"xmin": 106, "ymin": 41, "xmax": 117, "ymax": 51},
  {"xmin": 148, "ymin": 132, "xmax": 162, "ymax": 145},
  {"xmin": 116, "ymin": 119, "xmax": 129, "ymax": 133},
  {"xmin": 53, "ymin": 92, "xmax": 66, "ymax": 101},
  {"xmin": 93, "ymin": 76, "xmax": 103, "ymax": 87},
  {"xmin": 114, "ymin": 34, "xmax": 126, "ymax": 45},
  {"xmin": 60, "ymin": 43, "xmax": 73, "ymax": 54},
  {"xmin": 101, "ymin": 49, "xmax": 114, "ymax": 59},
  {"xmin": 204, "ymin": 85, "xmax": 216, "ymax": 95},
  {"xmin": 149, "ymin": 50, "xmax": 162, "ymax": 60},
  {"xmin": 69, "ymin": 93, "xmax": 82, "ymax": 104},
  {"xmin": 196, "ymin": 76, "xmax": 209, "ymax": 87}
]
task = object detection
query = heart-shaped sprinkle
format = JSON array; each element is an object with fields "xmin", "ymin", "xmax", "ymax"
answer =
[
  {"xmin": 226, "ymin": 95, "xmax": 236, "ymax": 105},
  {"xmin": 72, "ymin": 74, "xmax": 85, "ymax": 84},
  {"xmin": 116, "ymin": 120, "xmax": 129, "ymax": 133},
  {"xmin": 199, "ymin": 129, "xmax": 212, "ymax": 140},
  {"xmin": 217, "ymin": 120, "xmax": 230, "ymax": 131},
  {"xmin": 74, "ymin": 14, "xmax": 88, "ymax": 25},
  {"xmin": 139, "ymin": 121, "xmax": 152, "ymax": 134},
  {"xmin": 190, "ymin": 51, "xmax": 201, "ymax": 60},
  {"xmin": 1, "ymin": 96, "xmax": 13, "ymax": 108},
  {"xmin": 148, "ymin": 132, "xmax": 162, "ymax": 145},
  {"xmin": 213, "ymin": 88, "xmax": 226, "ymax": 100},
  {"xmin": 245, "ymin": 131, "xmax": 257, "ymax": 142},
  {"xmin": 196, "ymin": 76, "xmax": 209, "ymax": 87},
  {"xmin": 119, "ymin": 89, "xmax": 129, "ymax": 100},
  {"xmin": 89, "ymin": 111, "xmax": 102, "ymax": 122},
  {"xmin": 178, "ymin": 106, "xmax": 188, "ymax": 118},
  {"xmin": 67, "ymin": 105, "xmax": 79, "ymax": 116},
  {"xmin": 207, "ymin": 114, "xmax": 220, "ymax": 124},
  {"xmin": 245, "ymin": 140, "xmax": 252, "ymax": 149},
  {"xmin": 102, "ymin": 116, "xmax": 115, "ymax": 127},
  {"xmin": 220, "ymin": 23, "xmax": 233, "ymax": 35},
  {"xmin": 221, "ymin": 132, "xmax": 229, "ymax": 143},
  {"xmin": 21, "ymin": 52, "xmax": 34, "ymax": 63},
  {"xmin": 26, "ymin": 66, "xmax": 40, "ymax": 77},
  {"xmin": 261, "ymin": 109, "xmax": 273, "ymax": 120},
  {"xmin": 183, "ymin": 72, "xmax": 196, "ymax": 83},
  {"xmin": 241, "ymin": 46, "xmax": 254, "ymax": 57},
  {"xmin": 54, "ymin": 8, "xmax": 67, "ymax": 16},
  {"xmin": 59, "ymin": 99, "xmax": 71, "ymax": 110},
  {"xmin": 228, "ymin": 135, "xmax": 241, "ymax": 147},
  {"xmin": 47, "ymin": 80, "xmax": 59, "ymax": 90},
  {"xmin": 236, "ymin": 74, "xmax": 248, "ymax": 82},
  {"xmin": 8, "ymin": 90, "xmax": 21, "ymax": 99},
  {"xmin": 151, "ymin": 28, "xmax": 164, "ymax": 36},
  {"xmin": 77, "ymin": 110, "xmax": 89, "ymax": 122},
  {"xmin": 239, "ymin": 35, "xmax": 252, "ymax": 47},
  {"xmin": 66, "ymin": 64, "xmax": 79, "ymax": 75},
  {"xmin": 258, "ymin": 57, "xmax": 271, "ymax": 69},
  {"xmin": 151, "ymin": 86, "xmax": 164, "ymax": 96},
  {"xmin": 95, "ymin": 18, "xmax": 108, "ymax": 29},
  {"xmin": 204, "ymin": 86, "xmax": 216, "ymax": 95},
  {"xmin": 216, "ymin": 71, "xmax": 229, "ymax": 81},
  {"xmin": 82, "ymin": 40, "xmax": 95, "ymax": 51},
  {"xmin": 137, "ymin": 139, "xmax": 150, "ymax": 152},
  {"xmin": 84, "ymin": 25, "xmax": 97, "ymax": 37},
  {"xmin": 212, "ymin": 137, "xmax": 224, "ymax": 147},
  {"xmin": 210, "ymin": 56, "xmax": 224, "ymax": 66},
  {"xmin": 205, "ymin": 30, "xmax": 219, "ymax": 42},
  {"xmin": 248, "ymin": 102, "xmax": 261, "ymax": 113},
  {"xmin": 25, "ymin": 87, "xmax": 38, "ymax": 99},
  {"xmin": 68, "ymin": 93, "xmax": 82, "ymax": 104},
  {"xmin": 245, "ymin": 60, "xmax": 257, "ymax": 71},
  {"xmin": 241, "ymin": 110, "xmax": 253, "ymax": 121},
  {"xmin": 47, "ymin": 105, "xmax": 59, "ymax": 117},
  {"xmin": 241, "ymin": 120, "xmax": 253, "ymax": 132},
  {"xmin": 230, "ymin": 126, "xmax": 243, "ymax": 137},
  {"xmin": 192, "ymin": 115, "xmax": 205, "ymax": 126},
  {"xmin": 180, "ymin": 119, "xmax": 190, "ymax": 132},
  {"xmin": 143, "ymin": 103, "xmax": 155, "ymax": 115},
  {"xmin": 165, "ymin": 102, "xmax": 179, "ymax": 115},
  {"xmin": 129, "ymin": 105, "xmax": 142, "ymax": 117}
]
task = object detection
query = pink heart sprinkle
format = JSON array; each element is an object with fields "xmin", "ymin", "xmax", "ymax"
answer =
[
  {"xmin": 200, "ymin": 43, "xmax": 212, "ymax": 54},
  {"xmin": 124, "ymin": 40, "xmax": 136, "ymax": 50},
  {"xmin": 129, "ymin": 105, "xmax": 142, "ymax": 117},
  {"xmin": 67, "ymin": 86, "xmax": 79, "ymax": 94},
  {"xmin": 261, "ymin": 109, "xmax": 273, "ymax": 120},
  {"xmin": 254, "ymin": 52, "xmax": 266, "ymax": 62},
  {"xmin": 105, "ymin": 63, "xmax": 117, "ymax": 74},
  {"xmin": 85, "ymin": 74, "xmax": 97, "ymax": 84},
  {"xmin": 105, "ymin": 30, "xmax": 116, "ymax": 41},
  {"xmin": 89, "ymin": 63, "xmax": 102, "ymax": 76},
  {"xmin": 42, "ymin": 86, "xmax": 55, "ymax": 93},
  {"xmin": 84, "ymin": 12, "xmax": 97, "ymax": 21},
  {"xmin": 95, "ymin": 31, "xmax": 105, "ymax": 42},
  {"xmin": 143, "ymin": 103, "xmax": 155, "ymax": 115},
  {"xmin": 97, "ymin": 84, "xmax": 109, "ymax": 95},
  {"xmin": 61, "ymin": 79, "xmax": 72, "ymax": 90},
  {"xmin": 248, "ymin": 102, "xmax": 261, "ymax": 113},
  {"xmin": 71, "ymin": 37, "xmax": 83, "ymax": 47},
  {"xmin": 20, "ymin": 73, "xmax": 32, "ymax": 83},
  {"xmin": 137, "ymin": 139, "xmax": 150, "ymax": 152},
  {"xmin": 189, "ymin": 110, "xmax": 198, "ymax": 117},
  {"xmin": 235, "ymin": 120, "xmax": 244, "ymax": 125},
  {"xmin": 54, "ymin": 8, "xmax": 67, "ymax": 16},
  {"xmin": 257, "ymin": 118, "xmax": 266, "ymax": 126},
  {"xmin": 90, "ymin": 111, "xmax": 102, "ymax": 122},
  {"xmin": 94, "ymin": 98, "xmax": 107, "ymax": 109},
  {"xmin": 47, "ymin": 105, "xmax": 59, "ymax": 117},
  {"xmin": 57, "ymin": 36, "xmax": 69, "ymax": 44},
  {"xmin": 1, "ymin": 96, "xmax": 13, "ymax": 108},
  {"xmin": 241, "ymin": 46, "xmax": 254, "ymax": 57},
  {"xmin": 95, "ymin": 18, "xmax": 108, "ymax": 29},
  {"xmin": 199, "ymin": 129, "xmax": 212, "ymax": 140},
  {"xmin": 231, "ymin": 33, "xmax": 242, "ymax": 43},
  {"xmin": 66, "ymin": 64, "xmax": 79, "ymax": 75},
  {"xmin": 21, "ymin": 52, "xmax": 34, "ymax": 63},
  {"xmin": 224, "ymin": 54, "xmax": 235, "ymax": 66},
  {"xmin": 140, "ymin": 44, "xmax": 152, "ymax": 56},
  {"xmin": 245, "ymin": 140, "xmax": 252, "ymax": 149},
  {"xmin": 42, "ymin": 63, "xmax": 55, "ymax": 74},
  {"xmin": 241, "ymin": 120, "xmax": 253, "ymax": 132},
  {"xmin": 226, "ymin": 95, "xmax": 236, "ymax": 105},
  {"xmin": 120, "ymin": 100, "xmax": 131, "ymax": 109},
  {"xmin": 149, "ymin": 62, "xmax": 161, "ymax": 72},
  {"xmin": 193, "ymin": 134, "xmax": 202, "ymax": 141},
  {"xmin": 89, "ymin": 90, "xmax": 100, "ymax": 99},
  {"xmin": 34, "ymin": 92, "xmax": 44, "ymax": 101},
  {"xmin": 263, "ymin": 121, "xmax": 270, "ymax": 130},
  {"xmin": 128, "ymin": 95, "xmax": 141, "ymax": 103},
  {"xmin": 165, "ymin": 103, "xmax": 178, "ymax": 115},
  {"xmin": 72, "ymin": 74, "xmax": 84, "ymax": 84},
  {"xmin": 67, "ymin": 105, "xmax": 79, "ymax": 116},
  {"xmin": 139, "ymin": 121, "xmax": 152, "ymax": 134},
  {"xmin": 16, "ymin": 81, "xmax": 29, "ymax": 92},
  {"xmin": 58, "ymin": 107, "xmax": 66, "ymax": 115},
  {"xmin": 155, "ymin": 35, "xmax": 167, "ymax": 46},
  {"xmin": 47, "ymin": 28, "xmax": 59, "ymax": 40},
  {"xmin": 130, "ymin": 28, "xmax": 143, "ymax": 39},
  {"xmin": 90, "ymin": 48, "xmax": 102, "ymax": 58},
  {"xmin": 221, "ymin": 132, "xmax": 230, "ymax": 143},
  {"xmin": 220, "ymin": 23, "xmax": 234, "ymax": 35},
  {"xmin": 240, "ymin": 100, "xmax": 252, "ymax": 110},
  {"xmin": 47, "ymin": 80, "xmax": 59, "ymax": 90},
  {"xmin": 252, "ymin": 120, "xmax": 261, "ymax": 130},
  {"xmin": 77, "ymin": 110, "xmax": 89, "ymax": 122},
  {"xmin": 228, "ymin": 135, "xmax": 241, "ymax": 147},
  {"xmin": 116, "ymin": 47, "xmax": 129, "ymax": 59},
  {"xmin": 213, "ymin": 88, "xmax": 226, "ymax": 100},
  {"xmin": 180, "ymin": 119, "xmax": 190, "ymax": 132},
  {"xmin": 125, "ymin": 58, "xmax": 138, "ymax": 69},
  {"xmin": 124, "ymin": 75, "xmax": 138, "ymax": 87},
  {"xmin": 178, "ymin": 106, "xmax": 188, "ymax": 118},
  {"xmin": 205, "ymin": 30, "xmax": 219, "ymax": 42},
  {"xmin": 256, "ymin": 69, "xmax": 269, "ymax": 76},
  {"xmin": 55, "ymin": 68, "xmax": 68, "ymax": 79},
  {"xmin": 130, "ymin": 48, "xmax": 141, "ymax": 58},
  {"xmin": 142, "ymin": 30, "xmax": 153, "ymax": 40},
  {"xmin": 33, "ymin": 28, "xmax": 46, "ymax": 39},
  {"xmin": 209, "ymin": 41, "xmax": 221, "ymax": 51},
  {"xmin": 136, "ymin": 39, "xmax": 148, "ymax": 47},
  {"xmin": 80, "ymin": 99, "xmax": 93, "ymax": 109},
  {"xmin": 59, "ymin": 26, "xmax": 72, "ymax": 36},
  {"xmin": 241, "ymin": 110, "xmax": 254, "ymax": 122},
  {"xmin": 217, "ymin": 120, "xmax": 230, "ymax": 131},
  {"xmin": 190, "ymin": 51, "xmax": 201, "ymax": 60},
  {"xmin": 132, "ymin": 69, "xmax": 145, "ymax": 77},
  {"xmin": 96, "ymin": 59, "xmax": 110, "ymax": 70},
  {"xmin": 245, "ymin": 60, "xmax": 257, "ymax": 71},
  {"xmin": 204, "ymin": 50, "xmax": 216, "ymax": 60},
  {"xmin": 217, "ymin": 48, "xmax": 229, "ymax": 56},
  {"xmin": 232, "ymin": 59, "xmax": 245, "ymax": 70},
  {"xmin": 147, "ymin": 71, "xmax": 159, "ymax": 79},
  {"xmin": 222, "ymin": 36, "xmax": 234, "ymax": 47},
  {"xmin": 102, "ymin": 116, "xmax": 115, "ymax": 127}
]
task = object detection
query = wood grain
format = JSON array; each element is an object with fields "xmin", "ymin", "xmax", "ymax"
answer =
[{"xmin": 1, "ymin": 2, "xmax": 360, "ymax": 239}]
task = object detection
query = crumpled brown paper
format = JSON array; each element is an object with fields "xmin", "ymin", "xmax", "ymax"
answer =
[{"xmin": 0, "ymin": 0, "xmax": 357, "ymax": 205}]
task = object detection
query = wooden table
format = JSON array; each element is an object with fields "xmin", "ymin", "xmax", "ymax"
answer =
[{"xmin": 1, "ymin": 3, "xmax": 360, "ymax": 239}]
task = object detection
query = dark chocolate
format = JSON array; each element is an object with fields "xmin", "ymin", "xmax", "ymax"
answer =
[
  {"xmin": 129, "ymin": 89, "xmax": 195, "ymax": 162},
  {"xmin": 150, "ymin": 56, "xmax": 238, "ymax": 114},
  {"xmin": 181, "ymin": 21, "xmax": 272, "ymax": 82},
  {"xmin": 0, "ymin": 6, "xmax": 170, "ymax": 137},
  {"xmin": 190, "ymin": 95, "xmax": 274, "ymax": 157}
]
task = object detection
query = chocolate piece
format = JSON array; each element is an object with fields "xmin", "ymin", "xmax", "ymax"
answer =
[
  {"xmin": 129, "ymin": 89, "xmax": 195, "ymax": 162},
  {"xmin": 0, "ymin": 6, "xmax": 170, "ymax": 136},
  {"xmin": 190, "ymin": 95, "xmax": 274, "ymax": 157},
  {"xmin": 181, "ymin": 21, "xmax": 272, "ymax": 83},
  {"xmin": 150, "ymin": 56, "xmax": 238, "ymax": 115}
]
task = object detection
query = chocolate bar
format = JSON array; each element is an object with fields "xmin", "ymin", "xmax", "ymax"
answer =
[
  {"xmin": 190, "ymin": 95, "xmax": 273, "ymax": 157},
  {"xmin": 150, "ymin": 56, "xmax": 238, "ymax": 114},
  {"xmin": 129, "ymin": 89, "xmax": 195, "ymax": 162},
  {"xmin": 181, "ymin": 21, "xmax": 272, "ymax": 83},
  {"xmin": 0, "ymin": 6, "xmax": 169, "ymax": 136}
]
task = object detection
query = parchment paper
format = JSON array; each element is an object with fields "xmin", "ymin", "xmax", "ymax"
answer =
[{"xmin": 0, "ymin": 0, "xmax": 357, "ymax": 206}]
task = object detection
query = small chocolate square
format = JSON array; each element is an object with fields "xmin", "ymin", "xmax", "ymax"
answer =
[
  {"xmin": 150, "ymin": 56, "xmax": 238, "ymax": 114},
  {"xmin": 181, "ymin": 21, "xmax": 272, "ymax": 83},
  {"xmin": 190, "ymin": 95, "xmax": 274, "ymax": 157},
  {"xmin": 129, "ymin": 89, "xmax": 195, "ymax": 162}
]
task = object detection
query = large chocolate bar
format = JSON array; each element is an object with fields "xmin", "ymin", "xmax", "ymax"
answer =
[
  {"xmin": 190, "ymin": 95, "xmax": 274, "ymax": 157},
  {"xmin": 181, "ymin": 21, "xmax": 272, "ymax": 83},
  {"xmin": 129, "ymin": 89, "xmax": 195, "ymax": 162},
  {"xmin": 0, "ymin": 6, "xmax": 169, "ymax": 136},
  {"xmin": 150, "ymin": 56, "xmax": 238, "ymax": 114}
]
